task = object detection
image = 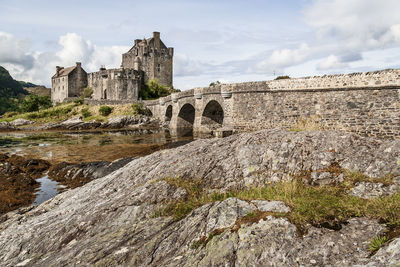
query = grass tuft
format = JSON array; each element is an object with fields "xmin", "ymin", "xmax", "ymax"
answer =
[
  {"xmin": 369, "ymin": 235, "xmax": 389, "ymax": 253},
  {"xmin": 289, "ymin": 116, "xmax": 325, "ymax": 132}
]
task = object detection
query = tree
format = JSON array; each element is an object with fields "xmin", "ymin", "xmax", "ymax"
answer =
[
  {"xmin": 139, "ymin": 79, "xmax": 178, "ymax": 100},
  {"xmin": 209, "ymin": 81, "xmax": 221, "ymax": 87},
  {"xmin": 20, "ymin": 95, "xmax": 52, "ymax": 113}
]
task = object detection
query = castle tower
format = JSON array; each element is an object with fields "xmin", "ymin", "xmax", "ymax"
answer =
[{"xmin": 121, "ymin": 32, "xmax": 173, "ymax": 87}]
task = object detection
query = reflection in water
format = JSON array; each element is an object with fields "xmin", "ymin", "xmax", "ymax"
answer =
[
  {"xmin": 33, "ymin": 175, "xmax": 62, "ymax": 205},
  {"xmin": 0, "ymin": 129, "xmax": 194, "ymax": 163}
]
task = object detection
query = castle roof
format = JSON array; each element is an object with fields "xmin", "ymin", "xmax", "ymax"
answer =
[
  {"xmin": 52, "ymin": 66, "xmax": 76, "ymax": 78},
  {"xmin": 125, "ymin": 37, "xmax": 168, "ymax": 54}
]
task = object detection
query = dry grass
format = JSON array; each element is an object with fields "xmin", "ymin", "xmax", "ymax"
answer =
[
  {"xmin": 289, "ymin": 115, "xmax": 325, "ymax": 132},
  {"xmin": 155, "ymin": 176, "xmax": 400, "ymax": 242},
  {"xmin": 343, "ymin": 170, "xmax": 395, "ymax": 187}
]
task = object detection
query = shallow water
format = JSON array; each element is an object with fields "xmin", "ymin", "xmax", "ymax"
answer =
[
  {"xmin": 0, "ymin": 129, "xmax": 195, "ymax": 206},
  {"xmin": 33, "ymin": 175, "xmax": 63, "ymax": 205},
  {"xmin": 0, "ymin": 129, "xmax": 194, "ymax": 163}
]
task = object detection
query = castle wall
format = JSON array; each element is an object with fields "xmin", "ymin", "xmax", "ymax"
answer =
[
  {"xmin": 67, "ymin": 67, "xmax": 88, "ymax": 98},
  {"xmin": 121, "ymin": 32, "xmax": 173, "ymax": 87},
  {"xmin": 147, "ymin": 69, "xmax": 400, "ymax": 139},
  {"xmin": 88, "ymin": 68, "xmax": 140, "ymax": 101},
  {"xmin": 51, "ymin": 76, "xmax": 68, "ymax": 103},
  {"xmin": 149, "ymin": 48, "xmax": 173, "ymax": 87}
]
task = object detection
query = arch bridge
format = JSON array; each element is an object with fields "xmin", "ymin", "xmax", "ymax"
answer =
[
  {"xmin": 144, "ymin": 70, "xmax": 400, "ymax": 139},
  {"xmin": 145, "ymin": 86, "xmax": 232, "ymax": 136}
]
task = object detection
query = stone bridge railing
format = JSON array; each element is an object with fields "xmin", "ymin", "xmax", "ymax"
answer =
[{"xmin": 145, "ymin": 69, "xmax": 400, "ymax": 139}]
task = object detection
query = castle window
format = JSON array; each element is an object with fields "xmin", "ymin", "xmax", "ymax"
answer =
[{"xmin": 157, "ymin": 64, "xmax": 161, "ymax": 73}]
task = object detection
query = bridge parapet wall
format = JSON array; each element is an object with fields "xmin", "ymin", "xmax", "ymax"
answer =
[{"xmin": 145, "ymin": 69, "xmax": 400, "ymax": 138}]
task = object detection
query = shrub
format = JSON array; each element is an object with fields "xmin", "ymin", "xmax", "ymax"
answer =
[
  {"xmin": 275, "ymin": 75, "xmax": 290, "ymax": 80},
  {"xmin": 3, "ymin": 111, "xmax": 19, "ymax": 118},
  {"xmin": 81, "ymin": 108, "xmax": 91, "ymax": 118},
  {"xmin": 209, "ymin": 81, "xmax": 221, "ymax": 87},
  {"xmin": 74, "ymin": 98, "xmax": 84, "ymax": 105},
  {"xmin": 99, "ymin": 105, "xmax": 113, "ymax": 116},
  {"xmin": 132, "ymin": 103, "xmax": 146, "ymax": 115},
  {"xmin": 82, "ymin": 87, "xmax": 93, "ymax": 98}
]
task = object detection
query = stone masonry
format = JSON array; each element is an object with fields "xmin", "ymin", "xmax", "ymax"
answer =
[{"xmin": 146, "ymin": 69, "xmax": 400, "ymax": 139}]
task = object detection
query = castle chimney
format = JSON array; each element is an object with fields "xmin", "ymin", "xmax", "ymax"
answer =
[
  {"xmin": 153, "ymin": 32, "xmax": 160, "ymax": 48},
  {"xmin": 76, "ymin": 62, "xmax": 81, "ymax": 67},
  {"xmin": 134, "ymin": 39, "xmax": 141, "ymax": 46},
  {"xmin": 168, "ymin": 47, "xmax": 174, "ymax": 57},
  {"xmin": 56, "ymin": 66, "xmax": 61, "ymax": 76}
]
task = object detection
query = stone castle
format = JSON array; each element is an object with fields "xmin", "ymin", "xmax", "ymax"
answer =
[{"xmin": 51, "ymin": 32, "xmax": 173, "ymax": 103}]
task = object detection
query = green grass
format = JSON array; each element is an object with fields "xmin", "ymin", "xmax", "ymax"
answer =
[{"xmin": 369, "ymin": 235, "xmax": 389, "ymax": 253}]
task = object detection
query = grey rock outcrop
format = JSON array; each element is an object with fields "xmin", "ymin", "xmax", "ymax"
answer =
[
  {"xmin": 349, "ymin": 181, "xmax": 400, "ymax": 199},
  {"xmin": 38, "ymin": 117, "xmax": 101, "ymax": 130},
  {"xmin": 0, "ymin": 129, "xmax": 399, "ymax": 266},
  {"xmin": 0, "ymin": 121, "xmax": 17, "ymax": 131},
  {"xmin": 34, "ymin": 115, "xmax": 156, "ymax": 131},
  {"xmin": 49, "ymin": 157, "xmax": 135, "ymax": 182},
  {"xmin": 101, "ymin": 115, "xmax": 153, "ymax": 129},
  {"xmin": 9, "ymin": 118, "xmax": 34, "ymax": 126}
]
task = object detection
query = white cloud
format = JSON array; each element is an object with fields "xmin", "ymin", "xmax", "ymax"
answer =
[
  {"xmin": 252, "ymin": 43, "xmax": 310, "ymax": 74},
  {"xmin": 304, "ymin": 0, "xmax": 400, "ymax": 49},
  {"xmin": 0, "ymin": 32, "xmax": 35, "ymax": 70},
  {"xmin": 268, "ymin": 43, "xmax": 310, "ymax": 67},
  {"xmin": 174, "ymin": 53, "xmax": 210, "ymax": 77},
  {"xmin": 56, "ymin": 33, "xmax": 94, "ymax": 65},
  {"xmin": 0, "ymin": 32, "xmax": 129, "ymax": 86},
  {"xmin": 317, "ymin": 55, "xmax": 348, "ymax": 70}
]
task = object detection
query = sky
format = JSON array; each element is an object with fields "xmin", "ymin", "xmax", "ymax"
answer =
[{"xmin": 1, "ymin": 0, "xmax": 400, "ymax": 90}]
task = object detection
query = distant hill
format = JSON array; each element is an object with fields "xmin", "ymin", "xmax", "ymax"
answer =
[
  {"xmin": 18, "ymin": 80, "xmax": 39, "ymax": 88},
  {"xmin": 18, "ymin": 77, "xmax": 51, "ymax": 97},
  {"xmin": 0, "ymin": 66, "xmax": 29, "ymax": 114},
  {"xmin": 24, "ymin": 86, "xmax": 51, "ymax": 97},
  {"xmin": 0, "ymin": 66, "xmax": 27, "ymax": 97}
]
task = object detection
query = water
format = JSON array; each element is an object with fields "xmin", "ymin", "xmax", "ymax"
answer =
[
  {"xmin": 33, "ymin": 175, "xmax": 62, "ymax": 205},
  {"xmin": 0, "ymin": 129, "xmax": 195, "ymax": 205},
  {"xmin": 0, "ymin": 130, "xmax": 194, "ymax": 163}
]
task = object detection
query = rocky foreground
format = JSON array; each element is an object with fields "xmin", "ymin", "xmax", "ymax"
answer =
[{"xmin": 0, "ymin": 129, "xmax": 399, "ymax": 266}]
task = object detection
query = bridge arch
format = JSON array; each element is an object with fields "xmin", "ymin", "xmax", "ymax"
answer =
[
  {"xmin": 165, "ymin": 105, "xmax": 172, "ymax": 122},
  {"xmin": 176, "ymin": 103, "xmax": 195, "ymax": 136},
  {"xmin": 201, "ymin": 100, "xmax": 224, "ymax": 129}
]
